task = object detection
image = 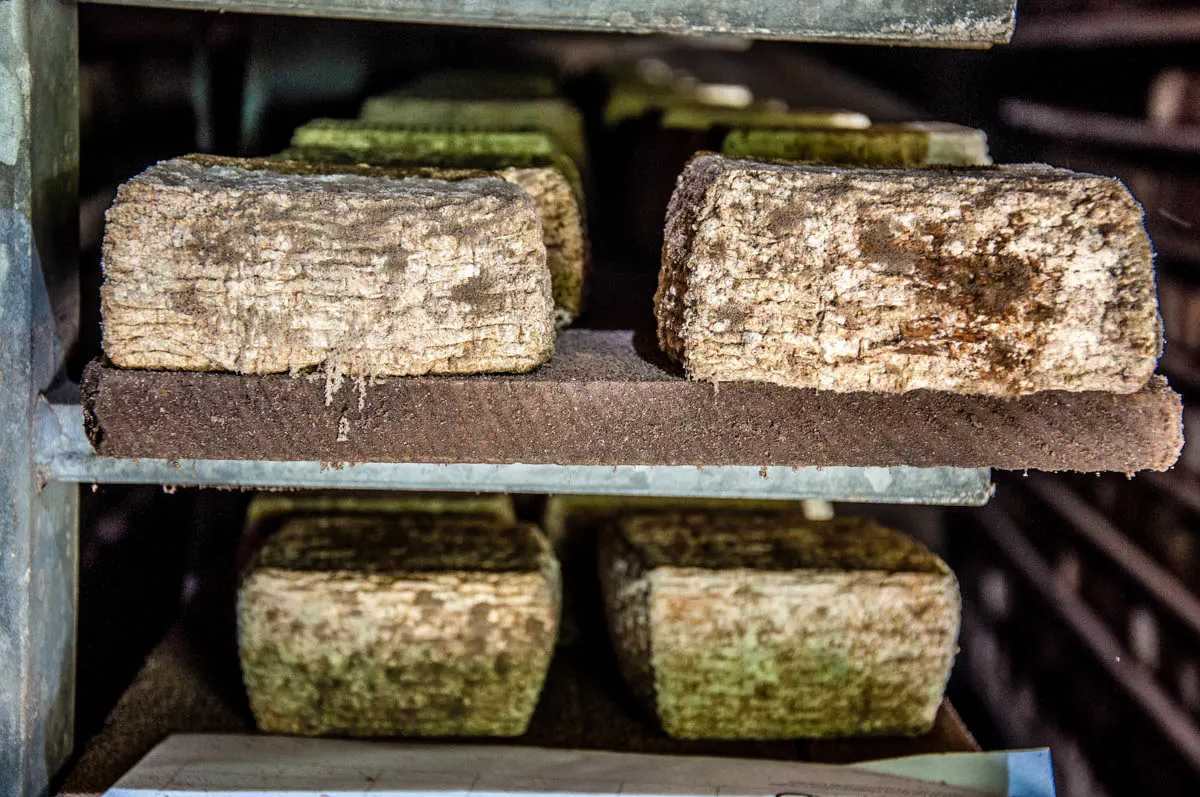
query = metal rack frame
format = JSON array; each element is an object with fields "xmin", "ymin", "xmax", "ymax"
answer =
[
  {"xmin": 0, "ymin": 1, "xmax": 1011, "ymax": 794},
  {"xmin": 86, "ymin": 0, "xmax": 1017, "ymax": 47},
  {"xmin": 2, "ymin": 0, "xmax": 79, "ymax": 792}
]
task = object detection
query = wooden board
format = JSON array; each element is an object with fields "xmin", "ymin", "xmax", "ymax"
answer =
[{"xmin": 82, "ymin": 329, "xmax": 1183, "ymax": 473}]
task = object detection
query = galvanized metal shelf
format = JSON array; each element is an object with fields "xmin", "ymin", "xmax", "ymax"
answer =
[
  {"xmin": 1012, "ymin": 9, "xmax": 1200, "ymax": 48},
  {"xmin": 36, "ymin": 401, "xmax": 996, "ymax": 502},
  {"xmin": 81, "ymin": 0, "xmax": 1017, "ymax": 47},
  {"xmin": 1002, "ymin": 99, "xmax": 1200, "ymax": 155}
]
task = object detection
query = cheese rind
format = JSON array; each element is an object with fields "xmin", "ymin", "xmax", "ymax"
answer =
[
  {"xmin": 599, "ymin": 514, "xmax": 960, "ymax": 739},
  {"xmin": 660, "ymin": 106, "xmax": 870, "ymax": 131},
  {"xmin": 289, "ymin": 121, "xmax": 568, "ymax": 175},
  {"xmin": 102, "ymin": 157, "xmax": 553, "ymax": 375},
  {"xmin": 656, "ymin": 155, "xmax": 1161, "ymax": 396}
]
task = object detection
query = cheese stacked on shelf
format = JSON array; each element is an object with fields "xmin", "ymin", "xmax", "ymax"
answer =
[
  {"xmin": 655, "ymin": 108, "xmax": 1161, "ymax": 397},
  {"xmin": 101, "ymin": 156, "xmax": 554, "ymax": 376},
  {"xmin": 237, "ymin": 492, "xmax": 560, "ymax": 738},
  {"xmin": 598, "ymin": 512, "xmax": 960, "ymax": 739}
]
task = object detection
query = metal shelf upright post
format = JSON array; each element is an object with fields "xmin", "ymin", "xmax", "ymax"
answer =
[{"xmin": 1, "ymin": 0, "xmax": 78, "ymax": 793}]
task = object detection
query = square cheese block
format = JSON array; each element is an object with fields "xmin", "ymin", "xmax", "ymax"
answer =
[
  {"xmin": 101, "ymin": 157, "xmax": 553, "ymax": 375},
  {"xmin": 599, "ymin": 513, "xmax": 960, "ymax": 739},
  {"xmin": 238, "ymin": 515, "xmax": 560, "ymax": 737},
  {"xmin": 657, "ymin": 154, "xmax": 1160, "ymax": 396}
]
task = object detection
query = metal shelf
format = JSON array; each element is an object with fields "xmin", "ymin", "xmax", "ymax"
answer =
[
  {"xmin": 80, "ymin": 0, "xmax": 1016, "ymax": 47},
  {"xmin": 36, "ymin": 401, "xmax": 995, "ymax": 502},
  {"xmin": 1012, "ymin": 9, "xmax": 1200, "ymax": 48},
  {"xmin": 1002, "ymin": 99, "xmax": 1200, "ymax": 155}
]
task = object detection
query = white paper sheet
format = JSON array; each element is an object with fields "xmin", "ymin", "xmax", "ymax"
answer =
[{"xmin": 107, "ymin": 735, "xmax": 1004, "ymax": 797}]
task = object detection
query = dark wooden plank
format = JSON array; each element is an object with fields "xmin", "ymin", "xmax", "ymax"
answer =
[{"xmin": 82, "ymin": 329, "xmax": 1183, "ymax": 473}]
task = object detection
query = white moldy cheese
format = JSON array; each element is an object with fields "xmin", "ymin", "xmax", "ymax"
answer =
[
  {"xmin": 102, "ymin": 158, "xmax": 553, "ymax": 376},
  {"xmin": 656, "ymin": 155, "xmax": 1161, "ymax": 396}
]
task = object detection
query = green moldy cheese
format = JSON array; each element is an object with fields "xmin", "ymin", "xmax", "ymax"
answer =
[
  {"xmin": 599, "ymin": 513, "xmax": 960, "ymax": 740},
  {"xmin": 359, "ymin": 95, "xmax": 588, "ymax": 171},
  {"xmin": 238, "ymin": 514, "xmax": 560, "ymax": 737},
  {"xmin": 721, "ymin": 122, "xmax": 992, "ymax": 167},
  {"xmin": 245, "ymin": 490, "xmax": 517, "ymax": 538},
  {"xmin": 290, "ymin": 121, "xmax": 570, "ymax": 176}
]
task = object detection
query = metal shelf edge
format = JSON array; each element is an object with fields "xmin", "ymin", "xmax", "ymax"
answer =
[
  {"xmin": 36, "ymin": 401, "xmax": 994, "ymax": 503},
  {"xmin": 79, "ymin": 0, "xmax": 1016, "ymax": 48}
]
